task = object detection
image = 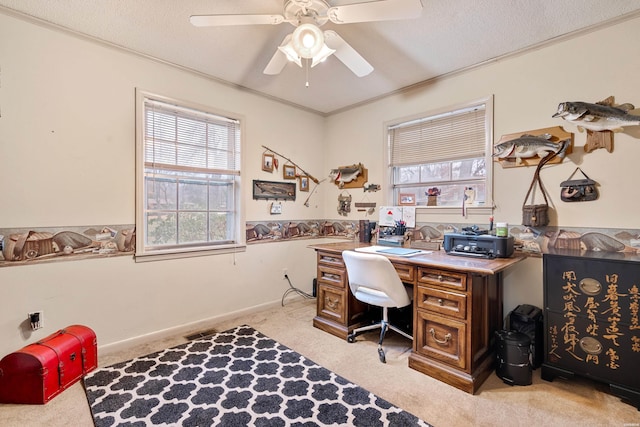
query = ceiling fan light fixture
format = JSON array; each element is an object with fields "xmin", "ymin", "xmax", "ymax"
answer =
[
  {"xmin": 311, "ymin": 44, "xmax": 336, "ymax": 67},
  {"xmin": 291, "ymin": 23, "xmax": 324, "ymax": 58},
  {"xmin": 278, "ymin": 44, "xmax": 302, "ymax": 66}
]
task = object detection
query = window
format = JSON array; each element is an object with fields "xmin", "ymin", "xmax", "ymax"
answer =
[
  {"xmin": 135, "ymin": 91, "xmax": 243, "ymax": 260},
  {"xmin": 387, "ymin": 96, "xmax": 493, "ymax": 209}
]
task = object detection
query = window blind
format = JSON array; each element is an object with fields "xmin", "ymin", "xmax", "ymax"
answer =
[
  {"xmin": 389, "ymin": 105, "xmax": 486, "ymax": 166},
  {"xmin": 144, "ymin": 99, "xmax": 241, "ymax": 175}
]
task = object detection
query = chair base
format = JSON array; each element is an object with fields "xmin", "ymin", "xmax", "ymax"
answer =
[{"xmin": 347, "ymin": 308, "xmax": 412, "ymax": 363}]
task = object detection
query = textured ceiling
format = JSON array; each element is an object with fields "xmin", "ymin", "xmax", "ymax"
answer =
[{"xmin": 2, "ymin": 0, "xmax": 640, "ymax": 115}]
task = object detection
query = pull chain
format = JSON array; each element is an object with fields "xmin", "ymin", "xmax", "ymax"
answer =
[{"xmin": 305, "ymin": 58, "xmax": 310, "ymax": 87}]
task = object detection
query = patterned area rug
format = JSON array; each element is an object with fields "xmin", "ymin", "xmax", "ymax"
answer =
[{"xmin": 84, "ymin": 325, "xmax": 431, "ymax": 426}]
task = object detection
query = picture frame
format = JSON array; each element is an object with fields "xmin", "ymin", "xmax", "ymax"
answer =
[
  {"xmin": 299, "ymin": 175, "xmax": 309, "ymax": 192},
  {"xmin": 270, "ymin": 202, "xmax": 282, "ymax": 214},
  {"xmin": 252, "ymin": 180, "xmax": 296, "ymax": 201},
  {"xmin": 262, "ymin": 153, "xmax": 274, "ymax": 172},
  {"xmin": 283, "ymin": 164, "xmax": 296, "ymax": 179},
  {"xmin": 399, "ymin": 193, "xmax": 416, "ymax": 206}
]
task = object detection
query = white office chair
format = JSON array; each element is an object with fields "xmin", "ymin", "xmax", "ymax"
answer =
[{"xmin": 342, "ymin": 250, "xmax": 413, "ymax": 363}]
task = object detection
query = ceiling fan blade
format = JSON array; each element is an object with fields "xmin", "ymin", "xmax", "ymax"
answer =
[
  {"xmin": 324, "ymin": 31, "xmax": 373, "ymax": 77},
  {"xmin": 263, "ymin": 50, "xmax": 289, "ymax": 75},
  {"xmin": 264, "ymin": 35, "xmax": 297, "ymax": 75},
  {"xmin": 190, "ymin": 14, "xmax": 285, "ymax": 27},
  {"xmin": 328, "ymin": 0, "xmax": 423, "ymax": 24}
]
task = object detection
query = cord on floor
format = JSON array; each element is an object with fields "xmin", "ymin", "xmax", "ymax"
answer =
[{"xmin": 281, "ymin": 274, "xmax": 314, "ymax": 306}]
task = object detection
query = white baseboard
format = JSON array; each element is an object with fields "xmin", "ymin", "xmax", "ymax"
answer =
[{"xmin": 98, "ymin": 299, "xmax": 283, "ymax": 359}]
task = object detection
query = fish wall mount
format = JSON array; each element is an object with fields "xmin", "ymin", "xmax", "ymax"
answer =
[
  {"xmin": 494, "ymin": 126, "xmax": 573, "ymax": 168},
  {"xmin": 552, "ymin": 96, "xmax": 640, "ymax": 153},
  {"xmin": 329, "ymin": 163, "xmax": 368, "ymax": 188}
]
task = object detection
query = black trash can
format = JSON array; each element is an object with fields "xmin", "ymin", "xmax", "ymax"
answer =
[
  {"xmin": 509, "ymin": 304, "xmax": 543, "ymax": 369},
  {"xmin": 495, "ymin": 330, "xmax": 532, "ymax": 386}
]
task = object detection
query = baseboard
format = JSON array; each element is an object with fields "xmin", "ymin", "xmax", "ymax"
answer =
[{"xmin": 98, "ymin": 298, "xmax": 283, "ymax": 359}]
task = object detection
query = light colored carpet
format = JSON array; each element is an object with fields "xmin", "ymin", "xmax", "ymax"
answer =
[{"xmin": 1, "ymin": 297, "xmax": 638, "ymax": 426}]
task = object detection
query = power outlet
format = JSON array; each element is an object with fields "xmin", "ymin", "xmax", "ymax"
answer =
[{"xmin": 28, "ymin": 311, "xmax": 43, "ymax": 330}]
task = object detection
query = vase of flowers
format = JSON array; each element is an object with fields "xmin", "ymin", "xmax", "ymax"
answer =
[{"xmin": 426, "ymin": 187, "xmax": 441, "ymax": 206}]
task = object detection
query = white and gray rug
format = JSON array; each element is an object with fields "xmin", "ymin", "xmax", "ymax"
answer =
[{"xmin": 83, "ymin": 325, "xmax": 431, "ymax": 426}]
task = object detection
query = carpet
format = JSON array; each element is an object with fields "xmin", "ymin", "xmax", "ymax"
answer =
[{"xmin": 83, "ymin": 325, "xmax": 431, "ymax": 426}]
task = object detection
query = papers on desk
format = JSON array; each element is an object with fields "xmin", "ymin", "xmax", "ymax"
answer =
[
  {"xmin": 355, "ymin": 245, "xmax": 432, "ymax": 257},
  {"xmin": 379, "ymin": 206, "xmax": 416, "ymax": 227}
]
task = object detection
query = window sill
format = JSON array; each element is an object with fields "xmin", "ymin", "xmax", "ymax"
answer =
[
  {"xmin": 135, "ymin": 244, "xmax": 246, "ymax": 262},
  {"xmin": 414, "ymin": 205, "xmax": 493, "ymax": 215}
]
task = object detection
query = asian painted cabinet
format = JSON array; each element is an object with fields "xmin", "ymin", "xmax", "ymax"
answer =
[{"xmin": 542, "ymin": 251, "xmax": 640, "ymax": 409}]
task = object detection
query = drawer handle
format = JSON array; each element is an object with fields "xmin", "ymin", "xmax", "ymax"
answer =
[
  {"xmin": 579, "ymin": 336, "xmax": 603, "ymax": 355},
  {"xmin": 429, "ymin": 328, "xmax": 452, "ymax": 345},
  {"xmin": 437, "ymin": 275, "xmax": 443, "ymax": 282},
  {"xmin": 579, "ymin": 278, "xmax": 602, "ymax": 296},
  {"xmin": 326, "ymin": 297, "xmax": 338, "ymax": 309},
  {"xmin": 437, "ymin": 298, "xmax": 444, "ymax": 306}
]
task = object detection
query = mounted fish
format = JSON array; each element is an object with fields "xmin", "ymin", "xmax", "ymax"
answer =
[
  {"xmin": 553, "ymin": 100, "xmax": 640, "ymax": 132},
  {"xmin": 329, "ymin": 163, "xmax": 368, "ymax": 188},
  {"xmin": 552, "ymin": 96, "xmax": 640, "ymax": 153},
  {"xmin": 494, "ymin": 134, "xmax": 560, "ymax": 159},
  {"xmin": 494, "ymin": 126, "xmax": 572, "ymax": 168},
  {"xmin": 493, "ymin": 133, "xmax": 571, "ymax": 171}
]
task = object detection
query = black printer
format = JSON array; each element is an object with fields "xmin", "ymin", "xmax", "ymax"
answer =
[{"xmin": 443, "ymin": 233, "xmax": 514, "ymax": 258}]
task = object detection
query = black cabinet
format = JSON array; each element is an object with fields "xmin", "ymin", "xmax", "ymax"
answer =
[{"xmin": 542, "ymin": 251, "xmax": 640, "ymax": 409}]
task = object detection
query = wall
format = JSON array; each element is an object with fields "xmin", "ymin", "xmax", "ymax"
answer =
[
  {"xmin": 324, "ymin": 15, "xmax": 640, "ymax": 316},
  {"xmin": 0, "ymin": 12, "xmax": 325, "ymax": 356},
  {"xmin": 2, "ymin": 10, "xmax": 639, "ymax": 357}
]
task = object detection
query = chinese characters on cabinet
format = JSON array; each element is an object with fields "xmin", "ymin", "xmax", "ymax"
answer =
[{"xmin": 550, "ymin": 268, "xmax": 639, "ymax": 371}]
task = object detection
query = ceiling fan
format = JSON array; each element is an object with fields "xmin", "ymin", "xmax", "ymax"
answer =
[{"xmin": 190, "ymin": 0, "xmax": 423, "ymax": 78}]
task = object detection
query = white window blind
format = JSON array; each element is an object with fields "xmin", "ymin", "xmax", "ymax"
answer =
[
  {"xmin": 390, "ymin": 105, "xmax": 486, "ymax": 166},
  {"xmin": 144, "ymin": 100, "xmax": 241, "ymax": 174}
]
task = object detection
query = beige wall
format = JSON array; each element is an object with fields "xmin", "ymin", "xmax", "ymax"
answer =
[
  {"xmin": 1, "ymin": 10, "xmax": 639, "ymax": 356},
  {"xmin": 324, "ymin": 15, "xmax": 640, "ymax": 315},
  {"xmin": 0, "ymin": 12, "xmax": 325, "ymax": 356}
]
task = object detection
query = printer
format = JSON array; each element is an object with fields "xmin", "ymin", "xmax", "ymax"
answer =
[{"xmin": 443, "ymin": 233, "xmax": 514, "ymax": 258}]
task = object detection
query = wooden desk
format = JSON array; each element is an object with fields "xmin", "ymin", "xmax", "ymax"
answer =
[{"xmin": 308, "ymin": 241, "xmax": 525, "ymax": 394}]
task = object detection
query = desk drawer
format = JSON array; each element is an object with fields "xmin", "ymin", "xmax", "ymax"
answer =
[
  {"xmin": 317, "ymin": 264, "xmax": 346, "ymax": 289},
  {"xmin": 416, "ymin": 285, "xmax": 467, "ymax": 320},
  {"xmin": 417, "ymin": 268, "xmax": 467, "ymax": 291},
  {"xmin": 317, "ymin": 252, "xmax": 345, "ymax": 269},
  {"xmin": 415, "ymin": 310, "xmax": 466, "ymax": 370},
  {"xmin": 317, "ymin": 285, "xmax": 347, "ymax": 325},
  {"xmin": 394, "ymin": 263, "xmax": 416, "ymax": 283}
]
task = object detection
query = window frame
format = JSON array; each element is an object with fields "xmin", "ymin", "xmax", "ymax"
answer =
[
  {"xmin": 385, "ymin": 95, "xmax": 494, "ymax": 215},
  {"xmin": 135, "ymin": 89, "xmax": 245, "ymax": 262}
]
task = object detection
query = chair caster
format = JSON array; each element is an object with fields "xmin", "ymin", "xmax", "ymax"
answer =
[
  {"xmin": 347, "ymin": 333, "xmax": 356, "ymax": 343},
  {"xmin": 378, "ymin": 348, "xmax": 386, "ymax": 363}
]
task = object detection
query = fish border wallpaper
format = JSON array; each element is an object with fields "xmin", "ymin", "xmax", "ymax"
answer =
[
  {"xmin": 246, "ymin": 220, "xmax": 640, "ymax": 257},
  {"xmin": 0, "ymin": 224, "xmax": 135, "ymax": 267},
  {"xmin": 2, "ymin": 221, "xmax": 640, "ymax": 267}
]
